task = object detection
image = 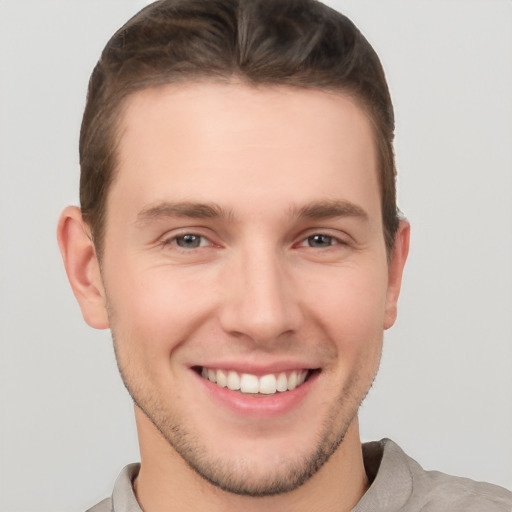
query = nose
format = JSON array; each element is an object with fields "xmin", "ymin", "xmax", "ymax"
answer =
[{"xmin": 218, "ymin": 246, "xmax": 302, "ymax": 346}]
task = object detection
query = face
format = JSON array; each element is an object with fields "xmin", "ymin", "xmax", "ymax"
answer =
[{"xmin": 92, "ymin": 83, "xmax": 406, "ymax": 495}]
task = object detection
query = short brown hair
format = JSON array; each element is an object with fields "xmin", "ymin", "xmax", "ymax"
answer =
[{"xmin": 80, "ymin": 0, "xmax": 398, "ymax": 255}]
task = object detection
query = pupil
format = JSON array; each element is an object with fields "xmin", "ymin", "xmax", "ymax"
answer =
[
  {"xmin": 309, "ymin": 235, "xmax": 331, "ymax": 247},
  {"xmin": 178, "ymin": 235, "xmax": 200, "ymax": 248}
]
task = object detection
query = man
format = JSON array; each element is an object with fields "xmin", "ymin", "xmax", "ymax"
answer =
[{"xmin": 57, "ymin": 0, "xmax": 512, "ymax": 510}]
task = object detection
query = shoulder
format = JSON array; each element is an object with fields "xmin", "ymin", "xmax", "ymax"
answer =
[
  {"xmin": 85, "ymin": 463, "xmax": 141, "ymax": 512},
  {"xmin": 86, "ymin": 497, "xmax": 112, "ymax": 512},
  {"xmin": 358, "ymin": 439, "xmax": 512, "ymax": 512},
  {"xmin": 408, "ymin": 461, "xmax": 512, "ymax": 511}
]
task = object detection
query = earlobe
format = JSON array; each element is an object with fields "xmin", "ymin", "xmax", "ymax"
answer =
[
  {"xmin": 384, "ymin": 219, "xmax": 410, "ymax": 330},
  {"xmin": 57, "ymin": 206, "xmax": 110, "ymax": 329}
]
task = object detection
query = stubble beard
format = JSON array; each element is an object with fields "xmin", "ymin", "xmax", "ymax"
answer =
[
  {"xmin": 135, "ymin": 395, "xmax": 352, "ymax": 497},
  {"xmin": 112, "ymin": 333, "xmax": 380, "ymax": 497}
]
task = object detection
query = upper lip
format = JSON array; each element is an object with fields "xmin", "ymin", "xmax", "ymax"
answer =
[{"xmin": 191, "ymin": 361, "xmax": 319, "ymax": 376}]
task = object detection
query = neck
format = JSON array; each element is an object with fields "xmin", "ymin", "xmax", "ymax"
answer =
[{"xmin": 133, "ymin": 409, "xmax": 369, "ymax": 512}]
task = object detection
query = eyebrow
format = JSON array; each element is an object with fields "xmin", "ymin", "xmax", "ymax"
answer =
[
  {"xmin": 136, "ymin": 201, "xmax": 231, "ymax": 225},
  {"xmin": 135, "ymin": 199, "xmax": 369, "ymax": 225},
  {"xmin": 293, "ymin": 200, "xmax": 369, "ymax": 222}
]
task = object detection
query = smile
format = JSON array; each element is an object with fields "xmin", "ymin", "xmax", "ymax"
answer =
[{"xmin": 200, "ymin": 367, "xmax": 310, "ymax": 395}]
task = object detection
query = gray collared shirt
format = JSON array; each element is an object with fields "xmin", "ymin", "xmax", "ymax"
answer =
[{"xmin": 87, "ymin": 439, "xmax": 512, "ymax": 512}]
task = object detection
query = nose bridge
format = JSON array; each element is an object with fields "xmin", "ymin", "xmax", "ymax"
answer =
[{"xmin": 219, "ymin": 241, "xmax": 300, "ymax": 344}]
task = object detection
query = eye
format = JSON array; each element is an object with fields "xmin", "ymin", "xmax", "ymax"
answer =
[
  {"xmin": 172, "ymin": 234, "xmax": 210, "ymax": 249},
  {"xmin": 302, "ymin": 234, "xmax": 340, "ymax": 248}
]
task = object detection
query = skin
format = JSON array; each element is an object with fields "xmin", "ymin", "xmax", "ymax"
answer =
[{"xmin": 58, "ymin": 82, "xmax": 409, "ymax": 512}]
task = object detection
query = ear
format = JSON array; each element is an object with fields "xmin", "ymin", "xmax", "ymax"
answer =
[
  {"xmin": 57, "ymin": 206, "xmax": 110, "ymax": 329},
  {"xmin": 384, "ymin": 219, "xmax": 410, "ymax": 330}
]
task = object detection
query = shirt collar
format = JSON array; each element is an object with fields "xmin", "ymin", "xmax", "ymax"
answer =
[
  {"xmin": 112, "ymin": 463, "xmax": 142, "ymax": 512},
  {"xmin": 109, "ymin": 439, "xmax": 412, "ymax": 512}
]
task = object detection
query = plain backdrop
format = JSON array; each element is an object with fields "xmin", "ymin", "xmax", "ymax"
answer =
[{"xmin": 0, "ymin": 1, "xmax": 511, "ymax": 511}]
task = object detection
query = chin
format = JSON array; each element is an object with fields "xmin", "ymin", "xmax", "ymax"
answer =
[{"xmin": 163, "ymin": 420, "xmax": 348, "ymax": 497}]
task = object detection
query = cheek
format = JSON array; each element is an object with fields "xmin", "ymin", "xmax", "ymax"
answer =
[
  {"xmin": 302, "ymin": 263, "xmax": 388, "ymax": 332},
  {"xmin": 104, "ymin": 262, "xmax": 219, "ymax": 358},
  {"xmin": 298, "ymin": 262, "xmax": 388, "ymax": 374}
]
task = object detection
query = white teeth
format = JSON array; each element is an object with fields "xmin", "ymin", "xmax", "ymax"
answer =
[
  {"xmin": 227, "ymin": 371, "xmax": 241, "ymax": 391},
  {"xmin": 287, "ymin": 371, "xmax": 298, "ymax": 390},
  {"xmin": 240, "ymin": 373, "xmax": 259, "ymax": 393},
  {"xmin": 276, "ymin": 372, "xmax": 288, "ymax": 392},
  {"xmin": 201, "ymin": 368, "xmax": 309, "ymax": 395},
  {"xmin": 216, "ymin": 369, "xmax": 227, "ymax": 388},
  {"xmin": 259, "ymin": 374, "xmax": 277, "ymax": 394}
]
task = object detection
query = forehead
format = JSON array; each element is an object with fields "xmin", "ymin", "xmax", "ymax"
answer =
[
  {"xmin": 110, "ymin": 82, "xmax": 380, "ymax": 222},
  {"xmin": 118, "ymin": 82, "xmax": 374, "ymax": 158}
]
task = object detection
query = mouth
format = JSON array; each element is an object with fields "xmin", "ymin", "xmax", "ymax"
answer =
[{"xmin": 196, "ymin": 367, "xmax": 315, "ymax": 396}]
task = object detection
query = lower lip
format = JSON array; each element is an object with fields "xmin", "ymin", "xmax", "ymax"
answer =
[{"xmin": 193, "ymin": 370, "xmax": 319, "ymax": 418}]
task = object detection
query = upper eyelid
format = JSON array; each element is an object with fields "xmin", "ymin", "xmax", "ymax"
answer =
[
  {"xmin": 156, "ymin": 226, "xmax": 351, "ymax": 246},
  {"xmin": 297, "ymin": 234, "xmax": 348, "ymax": 248},
  {"xmin": 296, "ymin": 228, "xmax": 351, "ymax": 243},
  {"xmin": 154, "ymin": 227, "xmax": 213, "ymax": 249},
  {"xmin": 162, "ymin": 232, "xmax": 212, "ymax": 244},
  {"xmin": 159, "ymin": 226, "xmax": 214, "ymax": 239}
]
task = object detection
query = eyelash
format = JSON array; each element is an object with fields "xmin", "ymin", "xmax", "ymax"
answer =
[
  {"xmin": 162, "ymin": 233, "xmax": 211, "ymax": 249},
  {"xmin": 299, "ymin": 233, "xmax": 347, "ymax": 249},
  {"xmin": 161, "ymin": 231, "xmax": 348, "ymax": 251}
]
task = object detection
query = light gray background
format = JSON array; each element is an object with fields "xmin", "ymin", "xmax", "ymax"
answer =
[{"xmin": 0, "ymin": 1, "xmax": 511, "ymax": 511}]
